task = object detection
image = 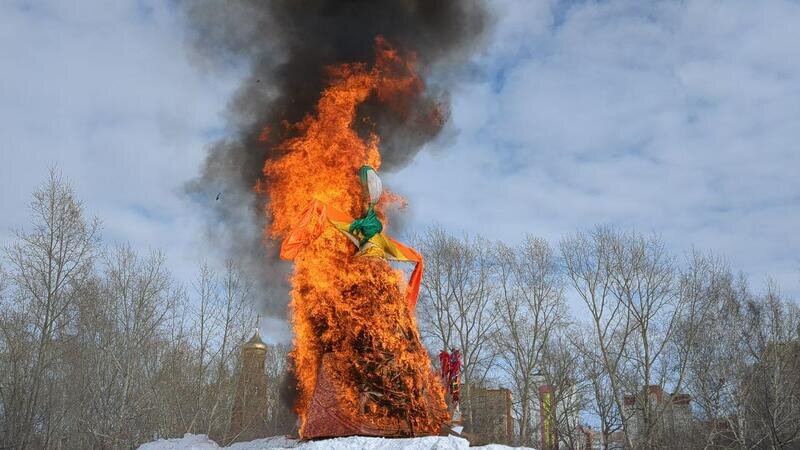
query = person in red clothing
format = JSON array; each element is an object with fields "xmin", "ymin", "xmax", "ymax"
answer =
[
  {"xmin": 448, "ymin": 348, "xmax": 462, "ymax": 419},
  {"xmin": 439, "ymin": 349, "xmax": 451, "ymax": 388}
]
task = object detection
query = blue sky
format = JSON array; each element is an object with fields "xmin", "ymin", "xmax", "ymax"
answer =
[{"xmin": 1, "ymin": 0, "xmax": 799, "ymax": 323}]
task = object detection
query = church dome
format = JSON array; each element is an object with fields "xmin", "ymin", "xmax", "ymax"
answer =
[{"xmin": 244, "ymin": 329, "xmax": 267, "ymax": 351}]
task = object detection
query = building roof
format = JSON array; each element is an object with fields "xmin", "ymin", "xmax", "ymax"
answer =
[
  {"xmin": 244, "ymin": 328, "xmax": 267, "ymax": 351},
  {"xmin": 624, "ymin": 385, "xmax": 691, "ymax": 406}
]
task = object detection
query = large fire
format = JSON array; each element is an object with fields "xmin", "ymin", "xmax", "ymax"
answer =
[{"xmin": 259, "ymin": 38, "xmax": 448, "ymax": 437}]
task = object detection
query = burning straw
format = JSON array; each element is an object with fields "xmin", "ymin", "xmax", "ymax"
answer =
[{"xmin": 261, "ymin": 39, "xmax": 447, "ymax": 437}]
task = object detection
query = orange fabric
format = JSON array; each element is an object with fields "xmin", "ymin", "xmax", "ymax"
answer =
[
  {"xmin": 319, "ymin": 201, "xmax": 355, "ymax": 225},
  {"xmin": 280, "ymin": 199, "xmax": 357, "ymax": 259},
  {"xmin": 386, "ymin": 237, "xmax": 424, "ymax": 309},
  {"xmin": 279, "ymin": 199, "xmax": 424, "ymax": 309},
  {"xmin": 280, "ymin": 200, "xmax": 337, "ymax": 259}
]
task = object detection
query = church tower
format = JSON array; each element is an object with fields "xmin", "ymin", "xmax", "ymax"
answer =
[{"xmin": 228, "ymin": 329, "xmax": 269, "ymax": 443}]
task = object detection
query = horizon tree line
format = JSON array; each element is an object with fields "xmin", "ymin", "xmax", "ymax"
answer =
[
  {"xmin": 1, "ymin": 170, "xmax": 798, "ymax": 449},
  {"xmin": 414, "ymin": 226, "xmax": 800, "ymax": 449}
]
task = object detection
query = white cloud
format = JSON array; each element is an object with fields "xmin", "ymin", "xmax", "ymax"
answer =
[
  {"xmin": 0, "ymin": 0, "xmax": 244, "ymax": 307},
  {"xmin": 390, "ymin": 0, "xmax": 800, "ymax": 297},
  {"xmin": 1, "ymin": 0, "xmax": 798, "ymax": 323}
]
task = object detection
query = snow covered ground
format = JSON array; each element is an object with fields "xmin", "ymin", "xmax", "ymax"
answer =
[{"xmin": 137, "ymin": 433, "xmax": 536, "ymax": 450}]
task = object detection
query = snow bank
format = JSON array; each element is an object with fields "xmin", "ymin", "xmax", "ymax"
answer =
[
  {"xmin": 136, "ymin": 433, "xmax": 535, "ymax": 450},
  {"xmin": 227, "ymin": 436, "xmax": 300, "ymax": 450},
  {"xmin": 292, "ymin": 435, "xmax": 466, "ymax": 450},
  {"xmin": 138, "ymin": 434, "xmax": 219, "ymax": 450},
  {"xmin": 137, "ymin": 434, "xmax": 298, "ymax": 450}
]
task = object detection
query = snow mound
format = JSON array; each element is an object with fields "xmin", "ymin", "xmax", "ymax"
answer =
[
  {"xmin": 136, "ymin": 434, "xmax": 535, "ymax": 450},
  {"xmin": 473, "ymin": 446, "xmax": 534, "ymax": 450},
  {"xmin": 137, "ymin": 434, "xmax": 298, "ymax": 450},
  {"xmin": 292, "ymin": 435, "xmax": 467, "ymax": 450},
  {"xmin": 137, "ymin": 434, "xmax": 219, "ymax": 450},
  {"xmin": 227, "ymin": 436, "xmax": 300, "ymax": 450}
]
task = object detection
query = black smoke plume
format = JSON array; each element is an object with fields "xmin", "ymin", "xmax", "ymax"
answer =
[{"xmin": 183, "ymin": 1, "xmax": 489, "ymax": 319}]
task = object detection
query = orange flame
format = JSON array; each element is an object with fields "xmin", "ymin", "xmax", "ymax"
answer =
[{"xmin": 260, "ymin": 37, "xmax": 447, "ymax": 436}]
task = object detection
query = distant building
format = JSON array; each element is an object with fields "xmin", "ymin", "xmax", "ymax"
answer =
[
  {"xmin": 464, "ymin": 386, "xmax": 514, "ymax": 446},
  {"xmin": 228, "ymin": 330, "xmax": 269, "ymax": 443},
  {"xmin": 622, "ymin": 385, "xmax": 691, "ymax": 447},
  {"xmin": 697, "ymin": 418, "xmax": 738, "ymax": 448},
  {"xmin": 606, "ymin": 430, "xmax": 628, "ymax": 449},
  {"xmin": 575, "ymin": 425, "xmax": 596, "ymax": 450},
  {"xmin": 576, "ymin": 424, "xmax": 627, "ymax": 450},
  {"xmin": 539, "ymin": 384, "xmax": 558, "ymax": 450},
  {"xmin": 536, "ymin": 381, "xmax": 584, "ymax": 450}
]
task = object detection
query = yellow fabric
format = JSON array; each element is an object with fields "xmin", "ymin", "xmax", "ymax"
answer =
[{"xmin": 280, "ymin": 199, "xmax": 424, "ymax": 309}]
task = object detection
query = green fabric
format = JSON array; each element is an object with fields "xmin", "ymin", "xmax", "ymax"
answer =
[{"xmin": 349, "ymin": 203, "xmax": 383, "ymax": 245}]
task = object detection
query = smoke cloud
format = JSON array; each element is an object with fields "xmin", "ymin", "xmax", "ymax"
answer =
[{"xmin": 183, "ymin": 1, "xmax": 489, "ymax": 319}]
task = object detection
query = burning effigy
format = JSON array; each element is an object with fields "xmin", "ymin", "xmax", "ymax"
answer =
[
  {"xmin": 280, "ymin": 165, "xmax": 424, "ymax": 308},
  {"xmin": 260, "ymin": 38, "xmax": 448, "ymax": 439}
]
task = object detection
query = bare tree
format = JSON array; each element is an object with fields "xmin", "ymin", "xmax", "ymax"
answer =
[
  {"xmin": 561, "ymin": 227, "xmax": 634, "ymax": 448},
  {"xmin": 0, "ymin": 171, "xmax": 274, "ymax": 448},
  {"xmin": 185, "ymin": 262, "xmax": 218, "ymax": 434},
  {"xmin": 414, "ymin": 226, "xmax": 499, "ymax": 429},
  {"xmin": 739, "ymin": 284, "xmax": 800, "ymax": 449},
  {"xmin": 670, "ymin": 252, "xmax": 747, "ymax": 449},
  {"xmin": 492, "ymin": 236, "xmax": 566, "ymax": 446},
  {"xmin": 541, "ymin": 333, "xmax": 589, "ymax": 450},
  {"xmin": 0, "ymin": 263, "xmax": 7, "ymax": 302},
  {"xmin": 0, "ymin": 169, "xmax": 100, "ymax": 449},
  {"xmin": 414, "ymin": 226, "xmax": 456, "ymax": 351},
  {"xmin": 573, "ymin": 327, "xmax": 623, "ymax": 450},
  {"xmin": 82, "ymin": 245, "xmax": 178, "ymax": 447},
  {"xmin": 562, "ymin": 227, "xmax": 707, "ymax": 450},
  {"xmin": 208, "ymin": 260, "xmax": 256, "ymax": 442},
  {"xmin": 5, "ymin": 171, "xmax": 800, "ymax": 449},
  {"xmin": 263, "ymin": 343, "xmax": 295, "ymax": 437},
  {"xmin": 150, "ymin": 284, "xmax": 194, "ymax": 440}
]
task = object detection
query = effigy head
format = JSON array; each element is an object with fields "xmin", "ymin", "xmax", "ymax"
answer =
[{"xmin": 358, "ymin": 165, "xmax": 383, "ymax": 204}]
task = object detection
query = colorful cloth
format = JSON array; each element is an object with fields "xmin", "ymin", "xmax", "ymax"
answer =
[
  {"xmin": 280, "ymin": 166, "xmax": 424, "ymax": 308},
  {"xmin": 349, "ymin": 204, "xmax": 383, "ymax": 246},
  {"xmin": 279, "ymin": 199, "xmax": 424, "ymax": 309},
  {"xmin": 450, "ymin": 378, "xmax": 461, "ymax": 403},
  {"xmin": 439, "ymin": 350, "xmax": 451, "ymax": 385},
  {"xmin": 449, "ymin": 349, "xmax": 462, "ymax": 376},
  {"xmin": 447, "ymin": 349, "xmax": 462, "ymax": 403}
]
